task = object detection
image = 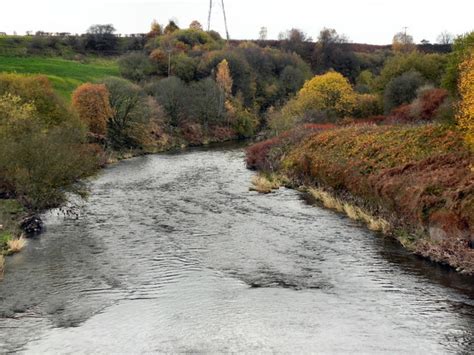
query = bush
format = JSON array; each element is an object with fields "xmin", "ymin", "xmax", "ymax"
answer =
[
  {"xmin": 118, "ymin": 52, "xmax": 154, "ymax": 82},
  {"xmin": 384, "ymin": 71, "xmax": 425, "ymax": 114},
  {"xmin": 0, "ymin": 73, "xmax": 72, "ymax": 126},
  {"xmin": 146, "ymin": 76, "xmax": 187, "ymax": 127},
  {"xmin": 456, "ymin": 53, "xmax": 474, "ymax": 149},
  {"xmin": 353, "ymin": 94, "xmax": 381, "ymax": 118},
  {"xmin": 72, "ymin": 83, "xmax": 112, "ymax": 136},
  {"xmin": 442, "ymin": 31, "xmax": 474, "ymax": 95},
  {"xmin": 0, "ymin": 93, "xmax": 99, "ymax": 210},
  {"xmin": 101, "ymin": 77, "xmax": 151, "ymax": 150}
]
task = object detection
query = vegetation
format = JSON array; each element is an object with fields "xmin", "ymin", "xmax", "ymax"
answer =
[
  {"xmin": 246, "ymin": 30, "xmax": 474, "ymax": 273},
  {"xmin": 0, "ymin": 56, "xmax": 119, "ymax": 98}
]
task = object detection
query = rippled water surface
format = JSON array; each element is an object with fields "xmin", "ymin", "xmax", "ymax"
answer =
[{"xmin": 1, "ymin": 144, "xmax": 473, "ymax": 354}]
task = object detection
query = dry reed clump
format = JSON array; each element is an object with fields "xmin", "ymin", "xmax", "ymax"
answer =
[
  {"xmin": 308, "ymin": 187, "xmax": 391, "ymax": 234},
  {"xmin": 250, "ymin": 174, "xmax": 281, "ymax": 194},
  {"xmin": 0, "ymin": 254, "xmax": 4, "ymax": 279},
  {"xmin": 7, "ymin": 236, "xmax": 27, "ymax": 254}
]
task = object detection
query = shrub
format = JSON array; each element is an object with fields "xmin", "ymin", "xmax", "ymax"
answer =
[
  {"xmin": 376, "ymin": 52, "xmax": 447, "ymax": 91},
  {"xmin": 72, "ymin": 83, "xmax": 112, "ymax": 136},
  {"xmin": 118, "ymin": 52, "xmax": 154, "ymax": 82},
  {"xmin": 353, "ymin": 94, "xmax": 381, "ymax": 118},
  {"xmin": 456, "ymin": 53, "xmax": 474, "ymax": 149},
  {"xmin": 146, "ymin": 76, "xmax": 187, "ymax": 127},
  {"xmin": 442, "ymin": 31, "xmax": 474, "ymax": 95},
  {"xmin": 171, "ymin": 53, "xmax": 198, "ymax": 83},
  {"xmin": 0, "ymin": 73, "xmax": 72, "ymax": 126},
  {"xmin": 101, "ymin": 77, "xmax": 152, "ymax": 150},
  {"xmin": 0, "ymin": 93, "xmax": 99, "ymax": 210},
  {"xmin": 384, "ymin": 71, "xmax": 425, "ymax": 114},
  {"xmin": 295, "ymin": 71, "xmax": 357, "ymax": 117}
]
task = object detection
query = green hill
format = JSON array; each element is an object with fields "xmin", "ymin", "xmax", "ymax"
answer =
[{"xmin": 0, "ymin": 56, "xmax": 119, "ymax": 98}]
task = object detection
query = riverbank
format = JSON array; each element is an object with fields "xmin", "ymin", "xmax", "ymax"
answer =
[
  {"xmin": 246, "ymin": 123, "xmax": 474, "ymax": 274},
  {"xmin": 0, "ymin": 132, "xmax": 246, "ymax": 277}
]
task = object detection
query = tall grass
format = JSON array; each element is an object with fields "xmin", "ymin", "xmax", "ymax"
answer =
[
  {"xmin": 7, "ymin": 236, "xmax": 27, "ymax": 253},
  {"xmin": 308, "ymin": 187, "xmax": 391, "ymax": 234}
]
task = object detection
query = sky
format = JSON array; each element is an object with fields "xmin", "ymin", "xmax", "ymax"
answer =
[{"xmin": 1, "ymin": 0, "xmax": 473, "ymax": 44}]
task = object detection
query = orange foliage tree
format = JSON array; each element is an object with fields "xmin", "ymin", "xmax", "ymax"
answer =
[
  {"xmin": 72, "ymin": 83, "xmax": 112, "ymax": 136},
  {"xmin": 456, "ymin": 52, "xmax": 474, "ymax": 150}
]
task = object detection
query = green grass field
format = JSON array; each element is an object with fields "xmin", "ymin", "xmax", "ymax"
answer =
[{"xmin": 0, "ymin": 56, "xmax": 119, "ymax": 98}]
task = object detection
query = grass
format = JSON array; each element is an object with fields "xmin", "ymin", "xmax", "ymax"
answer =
[
  {"xmin": 250, "ymin": 174, "xmax": 281, "ymax": 194},
  {"xmin": 6, "ymin": 236, "xmax": 27, "ymax": 254},
  {"xmin": 0, "ymin": 55, "xmax": 119, "ymax": 99},
  {"xmin": 308, "ymin": 187, "xmax": 391, "ymax": 234}
]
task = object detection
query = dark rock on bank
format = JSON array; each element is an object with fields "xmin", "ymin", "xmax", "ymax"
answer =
[{"xmin": 20, "ymin": 215, "xmax": 44, "ymax": 236}]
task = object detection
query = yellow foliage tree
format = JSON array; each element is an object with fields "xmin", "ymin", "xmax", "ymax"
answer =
[
  {"xmin": 216, "ymin": 59, "xmax": 233, "ymax": 97},
  {"xmin": 72, "ymin": 83, "xmax": 113, "ymax": 136},
  {"xmin": 456, "ymin": 52, "xmax": 474, "ymax": 150},
  {"xmin": 296, "ymin": 71, "xmax": 356, "ymax": 116}
]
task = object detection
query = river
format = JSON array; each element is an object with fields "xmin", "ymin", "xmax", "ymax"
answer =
[{"xmin": 0, "ymin": 144, "xmax": 473, "ymax": 354}]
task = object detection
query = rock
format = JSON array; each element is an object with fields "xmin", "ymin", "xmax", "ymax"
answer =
[{"xmin": 20, "ymin": 215, "xmax": 43, "ymax": 237}]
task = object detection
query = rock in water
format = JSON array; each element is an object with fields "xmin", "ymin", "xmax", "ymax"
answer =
[{"xmin": 20, "ymin": 215, "xmax": 44, "ymax": 236}]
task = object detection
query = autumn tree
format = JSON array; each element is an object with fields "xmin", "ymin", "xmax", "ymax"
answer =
[
  {"xmin": 295, "ymin": 71, "xmax": 357, "ymax": 116},
  {"xmin": 72, "ymin": 83, "xmax": 112, "ymax": 136},
  {"xmin": 189, "ymin": 20, "xmax": 203, "ymax": 31},
  {"xmin": 456, "ymin": 52, "xmax": 474, "ymax": 149},
  {"xmin": 164, "ymin": 20, "xmax": 179, "ymax": 35},
  {"xmin": 148, "ymin": 19, "xmax": 162, "ymax": 38},
  {"xmin": 216, "ymin": 59, "xmax": 233, "ymax": 122},
  {"xmin": 392, "ymin": 30, "xmax": 416, "ymax": 53}
]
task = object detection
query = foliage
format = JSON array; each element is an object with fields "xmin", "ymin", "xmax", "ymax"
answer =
[
  {"xmin": 383, "ymin": 71, "xmax": 425, "ymax": 114},
  {"xmin": 216, "ymin": 59, "xmax": 233, "ymax": 98},
  {"xmin": 293, "ymin": 71, "xmax": 357, "ymax": 118},
  {"xmin": 442, "ymin": 31, "xmax": 474, "ymax": 95},
  {"xmin": 101, "ymin": 77, "xmax": 151, "ymax": 150},
  {"xmin": 0, "ymin": 73, "xmax": 73, "ymax": 125},
  {"xmin": 376, "ymin": 52, "xmax": 447, "ymax": 91},
  {"xmin": 171, "ymin": 53, "xmax": 198, "ymax": 82},
  {"xmin": 0, "ymin": 56, "xmax": 119, "ymax": 98},
  {"xmin": 0, "ymin": 88, "xmax": 99, "ymax": 210},
  {"xmin": 72, "ymin": 83, "xmax": 112, "ymax": 136},
  {"xmin": 312, "ymin": 28, "xmax": 360, "ymax": 82},
  {"xmin": 456, "ymin": 52, "xmax": 474, "ymax": 149},
  {"xmin": 84, "ymin": 24, "xmax": 118, "ymax": 53},
  {"xmin": 146, "ymin": 76, "xmax": 187, "ymax": 127},
  {"xmin": 118, "ymin": 52, "xmax": 154, "ymax": 82},
  {"xmin": 392, "ymin": 31, "xmax": 416, "ymax": 53}
]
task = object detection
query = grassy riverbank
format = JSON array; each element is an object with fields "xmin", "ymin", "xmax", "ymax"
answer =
[{"xmin": 246, "ymin": 123, "xmax": 474, "ymax": 274}]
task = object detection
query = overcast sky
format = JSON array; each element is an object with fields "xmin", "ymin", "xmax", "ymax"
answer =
[{"xmin": 1, "ymin": 0, "xmax": 473, "ymax": 44}]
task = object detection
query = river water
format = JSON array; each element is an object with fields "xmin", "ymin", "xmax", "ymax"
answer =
[{"xmin": 0, "ymin": 144, "xmax": 473, "ymax": 354}]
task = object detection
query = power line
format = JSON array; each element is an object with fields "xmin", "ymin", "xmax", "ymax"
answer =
[{"xmin": 207, "ymin": 0, "xmax": 230, "ymax": 41}]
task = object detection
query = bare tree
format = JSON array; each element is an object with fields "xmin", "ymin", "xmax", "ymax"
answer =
[{"xmin": 437, "ymin": 31, "xmax": 454, "ymax": 45}]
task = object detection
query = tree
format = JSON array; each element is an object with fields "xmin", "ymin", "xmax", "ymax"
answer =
[
  {"xmin": 392, "ymin": 30, "xmax": 416, "ymax": 53},
  {"xmin": 189, "ymin": 20, "xmax": 203, "ymax": 31},
  {"xmin": 118, "ymin": 52, "xmax": 154, "ymax": 82},
  {"xmin": 296, "ymin": 71, "xmax": 356, "ymax": 116},
  {"xmin": 101, "ymin": 78, "xmax": 151, "ymax": 150},
  {"xmin": 164, "ymin": 20, "xmax": 179, "ymax": 35},
  {"xmin": 442, "ymin": 31, "xmax": 474, "ymax": 95},
  {"xmin": 0, "ymin": 73, "xmax": 72, "ymax": 126},
  {"xmin": 259, "ymin": 27, "xmax": 268, "ymax": 41},
  {"xmin": 216, "ymin": 59, "xmax": 233, "ymax": 97},
  {"xmin": 84, "ymin": 24, "xmax": 118, "ymax": 52},
  {"xmin": 456, "ymin": 52, "xmax": 474, "ymax": 149},
  {"xmin": 0, "ymin": 93, "xmax": 98, "ymax": 210},
  {"xmin": 311, "ymin": 28, "xmax": 359, "ymax": 82},
  {"xmin": 216, "ymin": 59, "xmax": 233, "ymax": 118},
  {"xmin": 146, "ymin": 77, "xmax": 187, "ymax": 127},
  {"xmin": 383, "ymin": 71, "xmax": 425, "ymax": 114},
  {"xmin": 148, "ymin": 19, "xmax": 162, "ymax": 38},
  {"xmin": 437, "ymin": 31, "xmax": 454, "ymax": 45},
  {"xmin": 72, "ymin": 84, "xmax": 112, "ymax": 136}
]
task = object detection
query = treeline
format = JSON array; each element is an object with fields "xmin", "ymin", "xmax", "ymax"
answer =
[{"xmin": 245, "ymin": 31, "xmax": 473, "ymax": 272}]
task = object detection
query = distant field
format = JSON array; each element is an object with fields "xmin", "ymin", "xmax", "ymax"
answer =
[{"xmin": 0, "ymin": 56, "xmax": 119, "ymax": 98}]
